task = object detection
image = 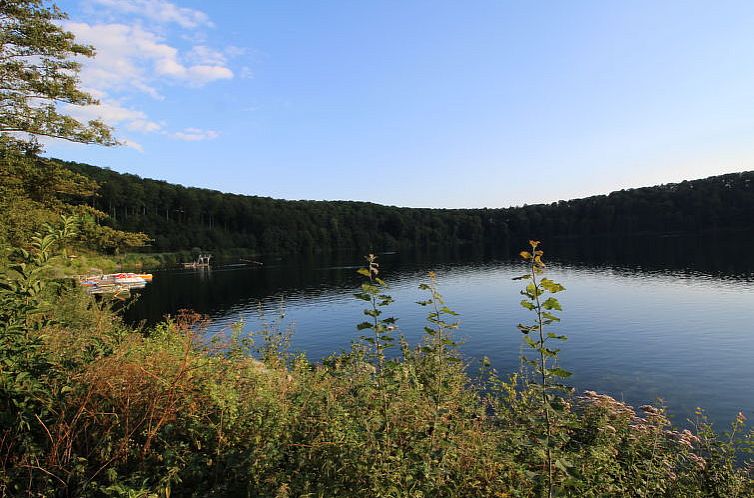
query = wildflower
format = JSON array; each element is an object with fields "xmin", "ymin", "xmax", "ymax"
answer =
[
  {"xmin": 688, "ymin": 453, "xmax": 707, "ymax": 470},
  {"xmin": 640, "ymin": 405, "xmax": 660, "ymax": 415},
  {"xmin": 678, "ymin": 429, "xmax": 700, "ymax": 448}
]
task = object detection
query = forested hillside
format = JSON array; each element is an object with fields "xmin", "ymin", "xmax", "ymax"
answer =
[
  {"xmin": 61, "ymin": 160, "xmax": 754, "ymax": 253},
  {"xmin": 0, "ymin": 148, "xmax": 149, "ymax": 256}
]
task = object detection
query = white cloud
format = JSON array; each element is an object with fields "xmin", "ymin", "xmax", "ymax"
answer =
[
  {"xmin": 65, "ymin": 99, "xmax": 161, "ymax": 151},
  {"xmin": 66, "ymin": 22, "xmax": 233, "ymax": 93},
  {"xmin": 68, "ymin": 99, "xmax": 162, "ymax": 134},
  {"xmin": 170, "ymin": 128, "xmax": 220, "ymax": 141},
  {"xmin": 240, "ymin": 66, "xmax": 254, "ymax": 79},
  {"xmin": 58, "ymin": 2, "xmax": 242, "ymax": 150},
  {"xmin": 127, "ymin": 119, "xmax": 163, "ymax": 133},
  {"xmin": 154, "ymin": 57, "xmax": 233, "ymax": 86},
  {"xmin": 224, "ymin": 45, "xmax": 247, "ymax": 58},
  {"xmin": 86, "ymin": 0, "xmax": 212, "ymax": 29},
  {"xmin": 187, "ymin": 45, "xmax": 227, "ymax": 66},
  {"xmin": 120, "ymin": 139, "xmax": 145, "ymax": 152}
]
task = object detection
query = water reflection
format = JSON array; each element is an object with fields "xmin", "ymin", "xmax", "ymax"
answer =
[{"xmin": 123, "ymin": 234, "xmax": 754, "ymax": 428}]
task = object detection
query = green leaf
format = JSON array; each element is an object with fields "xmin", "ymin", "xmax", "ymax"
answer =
[
  {"xmin": 541, "ymin": 278, "xmax": 566, "ymax": 293},
  {"xmin": 357, "ymin": 268, "xmax": 371, "ymax": 277},
  {"xmin": 439, "ymin": 306, "xmax": 458, "ymax": 316},
  {"xmin": 542, "ymin": 297, "xmax": 562, "ymax": 311},
  {"xmin": 519, "ymin": 300, "xmax": 535, "ymax": 310},
  {"xmin": 542, "ymin": 311, "xmax": 560, "ymax": 322},
  {"xmin": 554, "ymin": 459, "xmax": 571, "ymax": 473},
  {"xmin": 549, "ymin": 367, "xmax": 572, "ymax": 378}
]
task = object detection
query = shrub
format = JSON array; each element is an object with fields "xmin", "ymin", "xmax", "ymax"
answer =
[{"xmin": 0, "ymin": 237, "xmax": 751, "ymax": 496}]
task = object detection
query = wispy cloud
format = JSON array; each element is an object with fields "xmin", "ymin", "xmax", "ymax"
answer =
[
  {"xmin": 66, "ymin": 22, "xmax": 233, "ymax": 95},
  {"xmin": 68, "ymin": 98, "xmax": 220, "ymax": 143},
  {"xmin": 64, "ymin": 0, "xmax": 238, "ymax": 150},
  {"xmin": 169, "ymin": 128, "xmax": 220, "ymax": 141},
  {"xmin": 120, "ymin": 139, "xmax": 145, "ymax": 152},
  {"xmin": 85, "ymin": 0, "xmax": 213, "ymax": 29},
  {"xmin": 60, "ymin": 0, "xmax": 241, "ymax": 150},
  {"xmin": 187, "ymin": 45, "xmax": 227, "ymax": 66},
  {"xmin": 240, "ymin": 66, "xmax": 254, "ymax": 79},
  {"xmin": 67, "ymin": 99, "xmax": 162, "ymax": 134}
]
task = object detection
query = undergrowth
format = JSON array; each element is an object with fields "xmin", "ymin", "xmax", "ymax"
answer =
[{"xmin": 0, "ymin": 223, "xmax": 751, "ymax": 497}]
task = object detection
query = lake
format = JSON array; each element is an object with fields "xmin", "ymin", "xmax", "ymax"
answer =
[{"xmin": 123, "ymin": 235, "xmax": 754, "ymax": 429}]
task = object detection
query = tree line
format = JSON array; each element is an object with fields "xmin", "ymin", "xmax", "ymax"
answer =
[
  {"xmin": 61, "ymin": 160, "xmax": 754, "ymax": 254},
  {"xmin": 1, "ymin": 3, "xmax": 751, "ymax": 495}
]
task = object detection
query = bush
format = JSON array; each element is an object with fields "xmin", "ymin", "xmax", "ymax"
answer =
[{"xmin": 0, "ymin": 238, "xmax": 751, "ymax": 496}]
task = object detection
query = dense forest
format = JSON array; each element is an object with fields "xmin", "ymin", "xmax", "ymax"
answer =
[
  {"xmin": 0, "ymin": 148, "xmax": 149, "ymax": 256},
  {"xmin": 61, "ymin": 160, "xmax": 754, "ymax": 254}
]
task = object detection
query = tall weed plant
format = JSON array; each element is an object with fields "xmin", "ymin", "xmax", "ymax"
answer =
[{"xmin": 0, "ymin": 230, "xmax": 751, "ymax": 496}]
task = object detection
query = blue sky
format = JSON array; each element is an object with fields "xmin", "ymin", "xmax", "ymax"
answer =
[{"xmin": 47, "ymin": 1, "xmax": 754, "ymax": 208}]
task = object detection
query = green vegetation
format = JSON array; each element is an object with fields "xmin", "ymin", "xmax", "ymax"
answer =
[
  {"xmin": 0, "ymin": 233, "xmax": 751, "ymax": 496},
  {"xmin": 0, "ymin": 150, "xmax": 149, "ymax": 258},
  {"xmin": 0, "ymin": 0, "xmax": 114, "ymax": 148},
  {"xmin": 0, "ymin": 0, "xmax": 147, "ymax": 273},
  {"xmin": 59, "ymin": 160, "xmax": 754, "ymax": 255},
  {"xmin": 0, "ymin": 2, "xmax": 751, "ymax": 495},
  {"xmin": 515, "ymin": 241, "xmax": 569, "ymax": 498}
]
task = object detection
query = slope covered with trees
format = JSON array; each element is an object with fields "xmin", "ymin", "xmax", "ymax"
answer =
[
  {"xmin": 62, "ymin": 160, "xmax": 754, "ymax": 254},
  {"xmin": 1, "ymin": 3, "xmax": 751, "ymax": 495},
  {"xmin": 0, "ymin": 0, "xmax": 146, "ymax": 258}
]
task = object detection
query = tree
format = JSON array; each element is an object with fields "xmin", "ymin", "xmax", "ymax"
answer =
[{"xmin": 0, "ymin": 0, "xmax": 115, "ymax": 148}]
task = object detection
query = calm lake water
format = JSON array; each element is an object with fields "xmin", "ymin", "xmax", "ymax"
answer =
[{"xmin": 123, "ymin": 235, "xmax": 754, "ymax": 428}]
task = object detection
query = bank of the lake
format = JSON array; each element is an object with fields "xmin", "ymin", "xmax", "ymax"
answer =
[{"xmin": 124, "ymin": 235, "xmax": 754, "ymax": 429}]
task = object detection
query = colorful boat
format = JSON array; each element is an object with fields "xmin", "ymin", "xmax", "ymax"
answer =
[{"xmin": 79, "ymin": 272, "xmax": 152, "ymax": 295}]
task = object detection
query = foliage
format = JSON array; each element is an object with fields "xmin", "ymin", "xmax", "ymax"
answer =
[
  {"xmin": 0, "ymin": 4, "xmax": 749, "ymax": 493},
  {"xmin": 0, "ymin": 218, "xmax": 80, "ymax": 494},
  {"xmin": 0, "ymin": 0, "xmax": 115, "ymax": 148},
  {"xmin": 354, "ymin": 253, "xmax": 396, "ymax": 369},
  {"xmin": 515, "ymin": 240, "xmax": 571, "ymax": 497},
  {"xmin": 58, "ymin": 159, "xmax": 754, "ymax": 255},
  {"xmin": 0, "ymin": 232, "xmax": 751, "ymax": 496},
  {"xmin": 0, "ymin": 142, "xmax": 149, "ymax": 255}
]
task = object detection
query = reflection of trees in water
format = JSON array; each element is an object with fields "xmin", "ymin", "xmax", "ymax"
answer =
[
  {"xmin": 124, "ymin": 234, "xmax": 754, "ymax": 326},
  {"xmin": 547, "ymin": 233, "xmax": 754, "ymax": 278}
]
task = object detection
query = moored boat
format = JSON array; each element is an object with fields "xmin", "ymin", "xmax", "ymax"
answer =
[{"xmin": 78, "ymin": 272, "xmax": 152, "ymax": 295}]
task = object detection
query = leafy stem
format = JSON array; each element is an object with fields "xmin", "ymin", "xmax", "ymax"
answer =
[{"xmin": 515, "ymin": 240, "xmax": 568, "ymax": 497}]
